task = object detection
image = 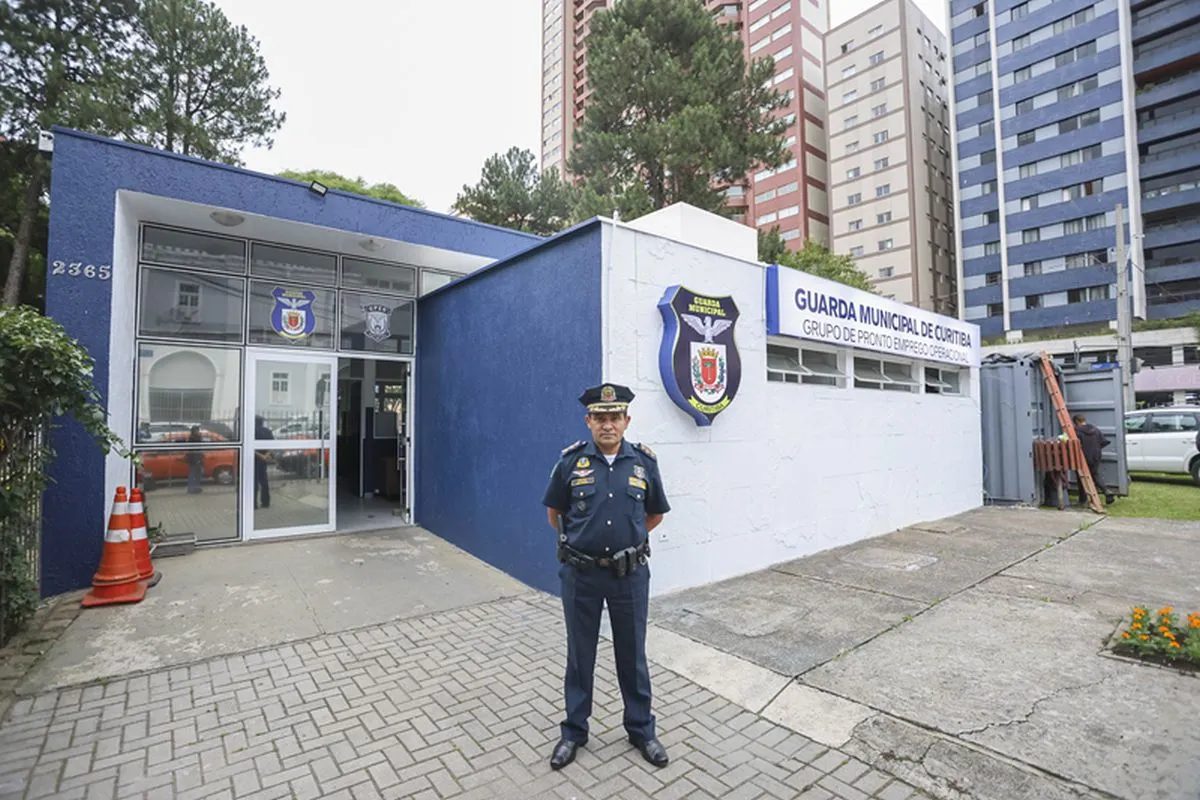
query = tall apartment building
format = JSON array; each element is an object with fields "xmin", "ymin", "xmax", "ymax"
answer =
[
  {"xmin": 948, "ymin": 0, "xmax": 1200, "ymax": 341},
  {"xmin": 540, "ymin": 0, "xmax": 834, "ymax": 247},
  {"xmin": 824, "ymin": 0, "xmax": 959, "ymax": 313}
]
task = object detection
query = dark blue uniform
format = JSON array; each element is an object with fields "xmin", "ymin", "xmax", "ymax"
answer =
[{"xmin": 543, "ymin": 437, "xmax": 670, "ymax": 747}]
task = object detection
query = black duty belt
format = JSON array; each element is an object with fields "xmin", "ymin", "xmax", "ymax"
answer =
[{"xmin": 557, "ymin": 540, "xmax": 650, "ymax": 577}]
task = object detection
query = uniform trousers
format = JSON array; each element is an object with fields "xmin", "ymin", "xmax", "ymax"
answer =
[{"xmin": 558, "ymin": 561, "xmax": 655, "ymax": 745}]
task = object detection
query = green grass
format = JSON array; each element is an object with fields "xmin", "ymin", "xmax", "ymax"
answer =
[{"xmin": 1106, "ymin": 473, "xmax": 1200, "ymax": 521}]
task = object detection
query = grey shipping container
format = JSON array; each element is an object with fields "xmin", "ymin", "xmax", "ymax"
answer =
[{"xmin": 980, "ymin": 353, "xmax": 1129, "ymax": 506}]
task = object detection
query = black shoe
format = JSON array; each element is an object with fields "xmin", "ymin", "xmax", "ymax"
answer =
[
  {"xmin": 549, "ymin": 739, "xmax": 581, "ymax": 770},
  {"xmin": 629, "ymin": 736, "xmax": 668, "ymax": 767}
]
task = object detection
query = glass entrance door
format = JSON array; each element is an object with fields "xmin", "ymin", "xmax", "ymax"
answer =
[{"xmin": 243, "ymin": 350, "xmax": 338, "ymax": 539}]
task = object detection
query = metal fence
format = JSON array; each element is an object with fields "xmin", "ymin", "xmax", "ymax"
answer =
[{"xmin": 0, "ymin": 424, "xmax": 45, "ymax": 646}]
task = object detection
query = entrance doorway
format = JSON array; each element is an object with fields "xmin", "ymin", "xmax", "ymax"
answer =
[{"xmin": 336, "ymin": 357, "xmax": 411, "ymax": 532}]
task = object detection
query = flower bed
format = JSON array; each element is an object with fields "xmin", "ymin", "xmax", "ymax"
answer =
[{"xmin": 1111, "ymin": 606, "xmax": 1200, "ymax": 671}]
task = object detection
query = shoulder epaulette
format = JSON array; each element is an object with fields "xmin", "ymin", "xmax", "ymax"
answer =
[
  {"xmin": 561, "ymin": 440, "xmax": 586, "ymax": 457},
  {"xmin": 634, "ymin": 442, "xmax": 657, "ymax": 460}
]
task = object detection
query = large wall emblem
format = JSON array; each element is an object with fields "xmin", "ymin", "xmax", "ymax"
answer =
[
  {"xmin": 362, "ymin": 302, "xmax": 393, "ymax": 343},
  {"xmin": 657, "ymin": 285, "xmax": 742, "ymax": 427},
  {"xmin": 270, "ymin": 288, "xmax": 317, "ymax": 340}
]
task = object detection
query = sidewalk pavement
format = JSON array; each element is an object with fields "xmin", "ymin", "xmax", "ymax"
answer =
[
  {"xmin": 0, "ymin": 528, "xmax": 923, "ymax": 800},
  {"xmin": 648, "ymin": 507, "xmax": 1200, "ymax": 800}
]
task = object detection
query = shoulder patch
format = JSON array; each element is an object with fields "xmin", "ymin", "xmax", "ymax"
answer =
[
  {"xmin": 561, "ymin": 440, "xmax": 586, "ymax": 457},
  {"xmin": 634, "ymin": 442, "xmax": 657, "ymax": 461}
]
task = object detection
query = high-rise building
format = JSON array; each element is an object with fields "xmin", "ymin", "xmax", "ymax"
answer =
[
  {"xmin": 824, "ymin": 0, "xmax": 959, "ymax": 313},
  {"xmin": 948, "ymin": 0, "xmax": 1200, "ymax": 341},
  {"xmin": 540, "ymin": 0, "xmax": 834, "ymax": 247}
]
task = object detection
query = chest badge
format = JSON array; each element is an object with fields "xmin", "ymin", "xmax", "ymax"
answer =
[
  {"xmin": 576, "ymin": 457, "xmax": 590, "ymax": 469},
  {"xmin": 571, "ymin": 468, "xmax": 594, "ymax": 478},
  {"xmin": 633, "ymin": 465, "xmax": 647, "ymax": 480}
]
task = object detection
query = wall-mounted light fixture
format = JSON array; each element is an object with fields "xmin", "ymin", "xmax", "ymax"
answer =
[
  {"xmin": 359, "ymin": 238, "xmax": 384, "ymax": 252},
  {"xmin": 309, "ymin": 181, "xmax": 328, "ymax": 197}
]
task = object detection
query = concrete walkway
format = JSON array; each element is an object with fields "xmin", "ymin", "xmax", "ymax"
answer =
[
  {"xmin": 647, "ymin": 508, "xmax": 1200, "ymax": 800},
  {"xmin": 0, "ymin": 528, "xmax": 921, "ymax": 800}
]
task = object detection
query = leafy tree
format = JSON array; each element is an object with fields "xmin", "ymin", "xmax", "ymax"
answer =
[
  {"xmin": 776, "ymin": 237, "xmax": 877, "ymax": 294},
  {"xmin": 568, "ymin": 0, "xmax": 790, "ymax": 219},
  {"xmin": 0, "ymin": 0, "xmax": 138, "ymax": 306},
  {"xmin": 277, "ymin": 169, "xmax": 423, "ymax": 208},
  {"xmin": 452, "ymin": 147, "xmax": 576, "ymax": 235},
  {"xmin": 118, "ymin": 0, "xmax": 286, "ymax": 165},
  {"xmin": 757, "ymin": 226, "xmax": 789, "ymax": 265},
  {"xmin": 0, "ymin": 140, "xmax": 49, "ymax": 309}
]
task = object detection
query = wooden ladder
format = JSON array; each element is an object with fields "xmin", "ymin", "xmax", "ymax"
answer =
[{"xmin": 1038, "ymin": 352, "xmax": 1105, "ymax": 514}]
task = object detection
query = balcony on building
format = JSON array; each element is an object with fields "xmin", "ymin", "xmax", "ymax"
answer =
[{"xmin": 1132, "ymin": 6, "xmax": 1200, "ymax": 80}]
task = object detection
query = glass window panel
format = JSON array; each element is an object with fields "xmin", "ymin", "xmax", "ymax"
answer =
[
  {"xmin": 247, "ymin": 281, "xmax": 336, "ymax": 348},
  {"xmin": 340, "ymin": 292, "xmax": 415, "ymax": 355},
  {"xmin": 134, "ymin": 449, "xmax": 240, "ymax": 543},
  {"xmin": 138, "ymin": 268, "xmax": 245, "ymax": 343},
  {"xmin": 136, "ymin": 344, "xmax": 242, "ymax": 441},
  {"xmin": 253, "ymin": 361, "xmax": 333, "ymax": 440},
  {"xmin": 252, "ymin": 445, "xmax": 330, "ymax": 530},
  {"xmin": 341, "ymin": 257, "xmax": 417, "ymax": 296},
  {"xmin": 250, "ymin": 243, "xmax": 337, "ymax": 285},
  {"xmin": 141, "ymin": 226, "xmax": 246, "ymax": 273},
  {"xmin": 420, "ymin": 270, "xmax": 458, "ymax": 296}
]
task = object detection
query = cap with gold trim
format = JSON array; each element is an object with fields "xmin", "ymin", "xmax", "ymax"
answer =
[{"xmin": 579, "ymin": 383, "xmax": 635, "ymax": 414}]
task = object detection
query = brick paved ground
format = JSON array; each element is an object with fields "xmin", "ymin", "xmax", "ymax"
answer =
[{"xmin": 0, "ymin": 595, "xmax": 923, "ymax": 800}]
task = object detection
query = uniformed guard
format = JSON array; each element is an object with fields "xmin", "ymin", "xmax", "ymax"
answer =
[{"xmin": 542, "ymin": 382, "xmax": 671, "ymax": 770}]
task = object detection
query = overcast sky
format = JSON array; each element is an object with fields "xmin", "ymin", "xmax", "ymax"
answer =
[{"xmin": 214, "ymin": 0, "xmax": 948, "ymax": 215}]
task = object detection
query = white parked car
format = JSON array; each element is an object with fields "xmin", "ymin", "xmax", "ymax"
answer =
[{"xmin": 1124, "ymin": 407, "xmax": 1200, "ymax": 485}]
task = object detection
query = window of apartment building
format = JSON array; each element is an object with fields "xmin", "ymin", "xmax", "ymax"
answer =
[
  {"xmin": 985, "ymin": 272, "xmax": 1001, "ymax": 286},
  {"xmin": 879, "ymin": 266, "xmax": 894, "ymax": 278},
  {"xmin": 849, "ymin": 219, "xmax": 863, "ymax": 231},
  {"xmin": 848, "ymin": 192, "xmax": 862, "ymax": 205},
  {"xmin": 1018, "ymin": 130, "xmax": 1036, "ymax": 146},
  {"xmin": 982, "ymin": 180, "xmax": 997, "ymax": 195},
  {"xmin": 985, "ymin": 210, "xmax": 999, "ymax": 225},
  {"xmin": 1020, "ymin": 162, "xmax": 1038, "ymax": 179},
  {"xmin": 979, "ymin": 120, "xmax": 995, "ymax": 137},
  {"xmin": 780, "ymin": 229, "xmax": 800, "ymax": 241},
  {"xmin": 871, "ymin": 78, "xmax": 886, "ymax": 92},
  {"xmin": 987, "ymin": 303, "xmax": 1004, "ymax": 317},
  {"xmin": 878, "ymin": 211, "xmax": 893, "ymax": 224},
  {"xmin": 875, "ymin": 157, "xmax": 889, "ymax": 171},
  {"xmin": 974, "ymin": 32, "xmax": 988, "ymax": 48},
  {"xmin": 1063, "ymin": 180, "xmax": 1101, "ymax": 201},
  {"xmin": 1069, "ymin": 286, "xmax": 1111, "ymax": 303},
  {"xmin": 1086, "ymin": 213, "xmax": 1106, "ymax": 231},
  {"xmin": 844, "ymin": 89, "xmax": 858, "ymax": 104},
  {"xmin": 847, "ymin": 167, "xmax": 861, "ymax": 179},
  {"xmin": 1059, "ymin": 109, "xmax": 1100, "ymax": 134},
  {"xmin": 841, "ymin": 38, "xmax": 857, "ymax": 54},
  {"xmin": 1023, "ymin": 229, "xmax": 1041, "ymax": 244},
  {"xmin": 1056, "ymin": 41, "xmax": 1097, "ymax": 68},
  {"xmin": 775, "ymin": 45, "xmax": 793, "ymax": 61},
  {"xmin": 869, "ymin": 51, "xmax": 885, "ymax": 66},
  {"xmin": 873, "ymin": 130, "xmax": 890, "ymax": 144},
  {"xmin": 978, "ymin": 90, "xmax": 993, "ymax": 108},
  {"xmin": 976, "ymin": 61, "xmax": 992, "ymax": 77},
  {"xmin": 878, "ymin": 239, "xmax": 894, "ymax": 251},
  {"xmin": 1015, "ymin": 66, "xmax": 1033, "ymax": 83},
  {"xmin": 756, "ymin": 188, "xmax": 777, "ymax": 203},
  {"xmin": 779, "ymin": 205, "xmax": 800, "ymax": 219},
  {"xmin": 1058, "ymin": 76, "xmax": 1099, "ymax": 102},
  {"xmin": 1063, "ymin": 217, "xmax": 1086, "ymax": 235},
  {"xmin": 981, "ymin": 149, "xmax": 996, "ymax": 165},
  {"xmin": 777, "ymin": 181, "xmax": 799, "ymax": 197},
  {"xmin": 973, "ymin": 2, "xmax": 987, "ymax": 17},
  {"xmin": 1010, "ymin": 1, "xmax": 1028, "ymax": 20},
  {"xmin": 1024, "ymin": 260, "xmax": 1043, "ymax": 276},
  {"xmin": 1013, "ymin": 33, "xmax": 1032, "ymax": 51},
  {"xmin": 751, "ymin": 35, "xmax": 771, "ymax": 54},
  {"xmin": 845, "ymin": 115, "xmax": 859, "ymax": 129},
  {"xmin": 876, "ymin": 184, "xmax": 891, "ymax": 197},
  {"xmin": 1061, "ymin": 144, "xmax": 1103, "ymax": 168},
  {"xmin": 850, "ymin": 245, "xmax": 865, "ymax": 257},
  {"xmin": 872, "ymin": 103, "xmax": 888, "ymax": 118},
  {"xmin": 1015, "ymin": 98, "xmax": 1034, "ymax": 115},
  {"xmin": 1025, "ymin": 295, "xmax": 1042, "ymax": 309},
  {"xmin": 1054, "ymin": 6, "xmax": 1094, "ymax": 36},
  {"xmin": 868, "ymin": 24, "xmax": 883, "ymax": 37},
  {"xmin": 984, "ymin": 241, "xmax": 1001, "ymax": 256},
  {"xmin": 846, "ymin": 141, "xmax": 860, "ymax": 153},
  {"xmin": 843, "ymin": 65, "xmax": 857, "ymax": 78},
  {"xmin": 1021, "ymin": 195, "xmax": 1038, "ymax": 211}
]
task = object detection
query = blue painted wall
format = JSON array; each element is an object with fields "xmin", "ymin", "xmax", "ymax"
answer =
[
  {"xmin": 42, "ymin": 128, "xmax": 540, "ymax": 596},
  {"xmin": 414, "ymin": 223, "xmax": 603, "ymax": 596}
]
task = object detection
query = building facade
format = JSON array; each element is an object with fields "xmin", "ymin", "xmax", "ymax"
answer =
[
  {"xmin": 949, "ymin": 0, "xmax": 1200, "ymax": 341},
  {"xmin": 824, "ymin": 0, "xmax": 959, "ymax": 313},
  {"xmin": 540, "ymin": 0, "xmax": 834, "ymax": 247}
]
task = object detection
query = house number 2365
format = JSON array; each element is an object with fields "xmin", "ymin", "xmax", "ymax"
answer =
[{"xmin": 52, "ymin": 261, "xmax": 111, "ymax": 280}]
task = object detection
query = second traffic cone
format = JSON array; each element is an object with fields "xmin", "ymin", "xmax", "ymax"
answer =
[
  {"xmin": 82, "ymin": 487, "xmax": 147, "ymax": 608},
  {"xmin": 128, "ymin": 489, "xmax": 161, "ymax": 589}
]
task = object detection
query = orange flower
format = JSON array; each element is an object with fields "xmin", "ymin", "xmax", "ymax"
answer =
[
  {"xmin": 1141, "ymin": 634, "xmax": 1150, "ymax": 641},
  {"xmin": 1122, "ymin": 632, "xmax": 1131, "ymax": 639},
  {"xmin": 1159, "ymin": 607, "xmax": 1173, "ymax": 615},
  {"xmin": 1131, "ymin": 623, "xmax": 1141, "ymax": 630},
  {"xmin": 1170, "ymin": 641, "xmax": 1181, "ymax": 649}
]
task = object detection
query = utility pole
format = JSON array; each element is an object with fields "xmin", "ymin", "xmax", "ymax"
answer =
[{"xmin": 1115, "ymin": 203, "xmax": 1135, "ymax": 413}]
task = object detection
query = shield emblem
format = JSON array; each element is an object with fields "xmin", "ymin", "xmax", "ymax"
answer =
[
  {"xmin": 657, "ymin": 286, "xmax": 741, "ymax": 427},
  {"xmin": 362, "ymin": 303, "xmax": 393, "ymax": 343},
  {"xmin": 270, "ymin": 288, "xmax": 317, "ymax": 340}
]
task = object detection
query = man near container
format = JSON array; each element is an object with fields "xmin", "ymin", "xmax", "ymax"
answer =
[
  {"xmin": 1073, "ymin": 413, "xmax": 1112, "ymax": 505},
  {"xmin": 542, "ymin": 383, "xmax": 670, "ymax": 770}
]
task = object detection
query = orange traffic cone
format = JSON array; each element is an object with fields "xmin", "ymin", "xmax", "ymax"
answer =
[
  {"xmin": 81, "ymin": 487, "xmax": 147, "ymax": 608},
  {"xmin": 128, "ymin": 489, "xmax": 162, "ymax": 589}
]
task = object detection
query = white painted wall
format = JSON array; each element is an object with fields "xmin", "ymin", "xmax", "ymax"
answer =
[{"xmin": 600, "ymin": 217, "xmax": 983, "ymax": 598}]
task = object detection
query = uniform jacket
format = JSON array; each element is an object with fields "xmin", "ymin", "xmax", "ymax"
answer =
[{"xmin": 543, "ymin": 438, "xmax": 670, "ymax": 556}]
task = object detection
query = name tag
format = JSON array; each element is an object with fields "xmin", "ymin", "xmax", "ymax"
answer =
[
  {"xmin": 571, "ymin": 476, "xmax": 595, "ymax": 487},
  {"xmin": 628, "ymin": 477, "xmax": 647, "ymax": 490}
]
